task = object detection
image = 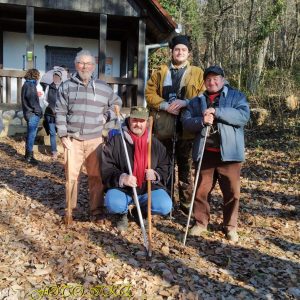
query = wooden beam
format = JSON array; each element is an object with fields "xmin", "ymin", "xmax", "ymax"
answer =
[
  {"xmin": 26, "ymin": 6, "xmax": 34, "ymax": 70},
  {"xmin": 0, "ymin": 28, "xmax": 3, "ymax": 69},
  {"xmin": 0, "ymin": 70, "xmax": 26, "ymax": 77},
  {"xmin": 17, "ymin": 78, "xmax": 23, "ymax": 104},
  {"xmin": 6, "ymin": 77, "xmax": 11, "ymax": 104},
  {"xmin": 99, "ymin": 75, "xmax": 138, "ymax": 86},
  {"xmin": 0, "ymin": 27, "xmax": 3, "ymax": 103},
  {"xmin": 98, "ymin": 13, "xmax": 107, "ymax": 78},
  {"xmin": 137, "ymin": 19, "xmax": 146, "ymax": 106}
]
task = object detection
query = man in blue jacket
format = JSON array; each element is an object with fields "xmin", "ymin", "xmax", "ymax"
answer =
[{"xmin": 181, "ymin": 65, "xmax": 250, "ymax": 242}]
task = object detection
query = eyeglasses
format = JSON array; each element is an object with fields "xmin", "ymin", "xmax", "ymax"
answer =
[{"xmin": 76, "ymin": 62, "xmax": 94, "ymax": 67}]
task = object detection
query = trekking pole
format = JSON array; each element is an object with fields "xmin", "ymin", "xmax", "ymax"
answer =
[
  {"xmin": 183, "ymin": 125, "xmax": 210, "ymax": 246},
  {"xmin": 65, "ymin": 148, "xmax": 73, "ymax": 226},
  {"xmin": 114, "ymin": 106, "xmax": 149, "ymax": 253},
  {"xmin": 169, "ymin": 116, "xmax": 177, "ymax": 219},
  {"xmin": 147, "ymin": 116, "xmax": 153, "ymax": 258}
]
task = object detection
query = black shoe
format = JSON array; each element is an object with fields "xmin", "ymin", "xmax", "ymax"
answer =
[
  {"xmin": 91, "ymin": 213, "xmax": 106, "ymax": 225},
  {"xmin": 116, "ymin": 214, "xmax": 128, "ymax": 231},
  {"xmin": 179, "ymin": 203, "xmax": 191, "ymax": 216},
  {"xmin": 25, "ymin": 151, "xmax": 38, "ymax": 165}
]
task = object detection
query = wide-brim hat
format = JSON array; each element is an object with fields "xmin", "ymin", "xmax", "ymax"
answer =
[{"xmin": 53, "ymin": 70, "xmax": 62, "ymax": 78}]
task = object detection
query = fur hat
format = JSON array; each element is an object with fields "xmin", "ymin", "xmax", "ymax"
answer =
[{"xmin": 169, "ymin": 35, "xmax": 192, "ymax": 51}]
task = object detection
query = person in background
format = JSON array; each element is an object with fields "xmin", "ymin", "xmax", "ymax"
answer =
[
  {"xmin": 21, "ymin": 68, "xmax": 43, "ymax": 165},
  {"xmin": 60, "ymin": 65, "xmax": 71, "ymax": 79},
  {"xmin": 145, "ymin": 35, "xmax": 205, "ymax": 215},
  {"xmin": 101, "ymin": 106, "xmax": 172, "ymax": 231},
  {"xmin": 181, "ymin": 65, "xmax": 250, "ymax": 242},
  {"xmin": 56, "ymin": 49, "xmax": 122, "ymax": 224},
  {"xmin": 43, "ymin": 70, "xmax": 62, "ymax": 159}
]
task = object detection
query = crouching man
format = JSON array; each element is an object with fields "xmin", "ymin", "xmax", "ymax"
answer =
[{"xmin": 101, "ymin": 106, "xmax": 172, "ymax": 231}]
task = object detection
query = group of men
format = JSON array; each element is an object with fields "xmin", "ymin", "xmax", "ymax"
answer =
[{"xmin": 56, "ymin": 35, "xmax": 250, "ymax": 243}]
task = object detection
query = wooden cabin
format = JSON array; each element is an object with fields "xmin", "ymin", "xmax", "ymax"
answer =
[{"xmin": 0, "ymin": 0, "xmax": 177, "ymax": 107}]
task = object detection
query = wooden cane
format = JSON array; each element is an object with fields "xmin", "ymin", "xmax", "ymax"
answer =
[
  {"xmin": 114, "ymin": 105, "xmax": 149, "ymax": 254},
  {"xmin": 147, "ymin": 116, "xmax": 153, "ymax": 258},
  {"xmin": 183, "ymin": 126, "xmax": 210, "ymax": 245},
  {"xmin": 65, "ymin": 148, "xmax": 73, "ymax": 226}
]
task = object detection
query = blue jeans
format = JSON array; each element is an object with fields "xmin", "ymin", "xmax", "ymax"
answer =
[
  {"xmin": 26, "ymin": 114, "xmax": 40, "ymax": 152},
  {"xmin": 105, "ymin": 188, "xmax": 172, "ymax": 215},
  {"xmin": 45, "ymin": 115, "xmax": 57, "ymax": 153}
]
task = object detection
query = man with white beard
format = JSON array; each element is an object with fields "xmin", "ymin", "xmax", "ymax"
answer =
[{"xmin": 56, "ymin": 49, "xmax": 122, "ymax": 224}]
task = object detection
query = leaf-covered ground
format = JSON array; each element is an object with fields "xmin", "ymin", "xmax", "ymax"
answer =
[{"xmin": 0, "ymin": 124, "xmax": 299, "ymax": 300}]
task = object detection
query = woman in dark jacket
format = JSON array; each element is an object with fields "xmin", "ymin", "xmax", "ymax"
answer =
[
  {"xmin": 43, "ymin": 71, "xmax": 62, "ymax": 159},
  {"xmin": 21, "ymin": 68, "xmax": 42, "ymax": 164}
]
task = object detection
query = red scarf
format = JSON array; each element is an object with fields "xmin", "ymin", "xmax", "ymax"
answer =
[
  {"xmin": 208, "ymin": 92, "xmax": 220, "ymax": 104},
  {"xmin": 129, "ymin": 129, "xmax": 148, "ymax": 188}
]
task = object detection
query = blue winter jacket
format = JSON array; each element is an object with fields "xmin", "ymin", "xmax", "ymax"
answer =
[{"xmin": 181, "ymin": 85, "xmax": 250, "ymax": 162}]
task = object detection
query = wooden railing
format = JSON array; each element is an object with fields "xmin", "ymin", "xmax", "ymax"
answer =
[
  {"xmin": 99, "ymin": 75, "xmax": 138, "ymax": 107},
  {"xmin": 0, "ymin": 70, "xmax": 138, "ymax": 107},
  {"xmin": 0, "ymin": 70, "xmax": 26, "ymax": 104}
]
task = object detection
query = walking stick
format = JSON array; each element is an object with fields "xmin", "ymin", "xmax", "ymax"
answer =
[
  {"xmin": 65, "ymin": 148, "xmax": 73, "ymax": 226},
  {"xmin": 169, "ymin": 116, "xmax": 177, "ymax": 218},
  {"xmin": 183, "ymin": 125, "xmax": 209, "ymax": 246},
  {"xmin": 147, "ymin": 116, "xmax": 153, "ymax": 258},
  {"xmin": 114, "ymin": 106, "xmax": 149, "ymax": 254}
]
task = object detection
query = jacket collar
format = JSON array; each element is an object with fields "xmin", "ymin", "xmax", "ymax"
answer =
[{"xmin": 200, "ymin": 85, "xmax": 228, "ymax": 98}]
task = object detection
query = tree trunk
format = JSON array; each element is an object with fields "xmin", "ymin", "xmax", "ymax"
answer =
[
  {"xmin": 247, "ymin": 36, "xmax": 270, "ymax": 94},
  {"xmin": 289, "ymin": 1, "xmax": 299, "ymax": 69}
]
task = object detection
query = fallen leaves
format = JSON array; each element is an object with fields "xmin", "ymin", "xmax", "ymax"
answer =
[{"xmin": 0, "ymin": 129, "xmax": 299, "ymax": 299}]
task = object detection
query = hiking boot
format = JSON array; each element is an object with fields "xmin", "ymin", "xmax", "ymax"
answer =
[
  {"xmin": 226, "ymin": 230, "xmax": 239, "ymax": 242},
  {"xmin": 25, "ymin": 151, "xmax": 38, "ymax": 165},
  {"xmin": 117, "ymin": 214, "xmax": 128, "ymax": 231},
  {"xmin": 189, "ymin": 223, "xmax": 207, "ymax": 236},
  {"xmin": 51, "ymin": 151, "xmax": 58, "ymax": 160},
  {"xmin": 91, "ymin": 213, "xmax": 105, "ymax": 225}
]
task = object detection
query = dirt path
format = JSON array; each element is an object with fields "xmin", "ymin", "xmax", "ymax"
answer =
[{"xmin": 0, "ymin": 131, "xmax": 299, "ymax": 300}]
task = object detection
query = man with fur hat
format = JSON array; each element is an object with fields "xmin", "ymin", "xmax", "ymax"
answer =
[
  {"xmin": 145, "ymin": 35, "xmax": 205, "ymax": 215},
  {"xmin": 101, "ymin": 106, "xmax": 172, "ymax": 231}
]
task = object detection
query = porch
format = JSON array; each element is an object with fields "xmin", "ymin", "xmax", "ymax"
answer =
[{"xmin": 0, "ymin": 69, "xmax": 138, "ymax": 107}]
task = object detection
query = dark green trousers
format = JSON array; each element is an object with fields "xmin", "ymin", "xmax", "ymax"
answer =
[{"xmin": 161, "ymin": 138, "xmax": 194, "ymax": 209}]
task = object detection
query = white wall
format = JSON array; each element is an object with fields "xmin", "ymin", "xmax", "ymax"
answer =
[
  {"xmin": 3, "ymin": 32, "xmax": 121, "ymax": 102},
  {"xmin": 3, "ymin": 31, "xmax": 121, "ymax": 76}
]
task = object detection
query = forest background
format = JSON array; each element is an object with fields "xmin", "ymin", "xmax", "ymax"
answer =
[{"xmin": 150, "ymin": 0, "xmax": 299, "ymax": 120}]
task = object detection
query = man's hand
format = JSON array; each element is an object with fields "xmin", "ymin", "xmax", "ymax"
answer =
[
  {"xmin": 167, "ymin": 99, "xmax": 187, "ymax": 115},
  {"xmin": 123, "ymin": 175, "xmax": 137, "ymax": 187},
  {"xmin": 145, "ymin": 169, "xmax": 156, "ymax": 181},
  {"xmin": 61, "ymin": 136, "xmax": 72, "ymax": 149},
  {"xmin": 205, "ymin": 107, "xmax": 216, "ymax": 115},
  {"xmin": 203, "ymin": 109, "xmax": 214, "ymax": 125}
]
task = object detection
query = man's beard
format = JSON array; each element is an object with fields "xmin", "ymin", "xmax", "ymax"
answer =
[
  {"xmin": 131, "ymin": 127, "xmax": 144, "ymax": 136},
  {"xmin": 78, "ymin": 70, "xmax": 93, "ymax": 82}
]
